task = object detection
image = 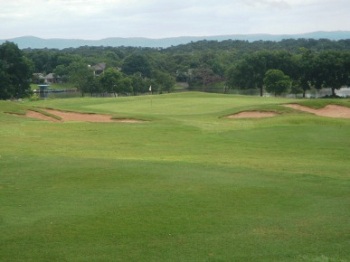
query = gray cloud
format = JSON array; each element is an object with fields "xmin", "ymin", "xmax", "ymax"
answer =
[
  {"xmin": 0, "ymin": 0, "xmax": 349, "ymax": 39},
  {"xmin": 244, "ymin": 0, "xmax": 290, "ymax": 9}
]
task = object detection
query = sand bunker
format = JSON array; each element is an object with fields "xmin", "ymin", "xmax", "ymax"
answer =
[
  {"xmin": 26, "ymin": 109, "xmax": 144, "ymax": 123},
  {"xmin": 227, "ymin": 111, "xmax": 278, "ymax": 119},
  {"xmin": 26, "ymin": 110, "xmax": 61, "ymax": 122},
  {"xmin": 285, "ymin": 104, "xmax": 350, "ymax": 119}
]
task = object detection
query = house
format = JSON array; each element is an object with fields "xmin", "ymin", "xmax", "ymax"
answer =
[
  {"xmin": 45, "ymin": 73, "xmax": 62, "ymax": 84},
  {"xmin": 45, "ymin": 73, "xmax": 56, "ymax": 84},
  {"xmin": 91, "ymin": 63, "xmax": 106, "ymax": 76}
]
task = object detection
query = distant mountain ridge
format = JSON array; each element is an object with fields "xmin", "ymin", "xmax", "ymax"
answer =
[{"xmin": 1, "ymin": 31, "xmax": 350, "ymax": 49}]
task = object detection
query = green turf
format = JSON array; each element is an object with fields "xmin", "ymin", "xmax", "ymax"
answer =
[
  {"xmin": 1, "ymin": 93, "xmax": 349, "ymax": 261},
  {"xmin": 294, "ymin": 98, "xmax": 350, "ymax": 109},
  {"xmin": 31, "ymin": 83, "xmax": 76, "ymax": 91}
]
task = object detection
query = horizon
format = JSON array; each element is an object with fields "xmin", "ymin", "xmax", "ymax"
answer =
[{"xmin": 3, "ymin": 30, "xmax": 350, "ymax": 41}]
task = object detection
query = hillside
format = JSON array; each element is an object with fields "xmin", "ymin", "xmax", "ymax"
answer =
[{"xmin": 1, "ymin": 31, "xmax": 350, "ymax": 49}]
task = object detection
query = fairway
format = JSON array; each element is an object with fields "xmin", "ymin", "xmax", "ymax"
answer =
[{"xmin": 1, "ymin": 92, "xmax": 349, "ymax": 261}]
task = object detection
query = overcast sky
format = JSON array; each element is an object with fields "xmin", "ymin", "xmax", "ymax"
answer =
[{"xmin": 1, "ymin": 0, "xmax": 349, "ymax": 39}]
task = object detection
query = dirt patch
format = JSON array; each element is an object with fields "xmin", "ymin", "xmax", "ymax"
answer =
[
  {"xmin": 25, "ymin": 109, "xmax": 144, "ymax": 123},
  {"xmin": 227, "ymin": 111, "xmax": 278, "ymax": 119},
  {"xmin": 285, "ymin": 104, "xmax": 350, "ymax": 119},
  {"xmin": 45, "ymin": 109, "xmax": 116, "ymax": 122},
  {"xmin": 26, "ymin": 110, "xmax": 61, "ymax": 122}
]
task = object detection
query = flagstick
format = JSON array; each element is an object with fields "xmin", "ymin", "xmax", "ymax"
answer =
[{"xmin": 149, "ymin": 85, "xmax": 152, "ymax": 108}]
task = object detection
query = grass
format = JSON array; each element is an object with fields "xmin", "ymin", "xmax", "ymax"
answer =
[
  {"xmin": 1, "ymin": 92, "xmax": 349, "ymax": 261},
  {"xmin": 31, "ymin": 83, "xmax": 76, "ymax": 91},
  {"xmin": 293, "ymin": 98, "xmax": 350, "ymax": 109}
]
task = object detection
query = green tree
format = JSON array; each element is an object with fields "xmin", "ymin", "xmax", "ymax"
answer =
[
  {"xmin": 118, "ymin": 77, "xmax": 133, "ymax": 95},
  {"xmin": 313, "ymin": 51, "xmax": 350, "ymax": 97},
  {"xmin": 67, "ymin": 61, "xmax": 94, "ymax": 96},
  {"xmin": 226, "ymin": 52, "xmax": 270, "ymax": 96},
  {"xmin": 121, "ymin": 54, "xmax": 152, "ymax": 78},
  {"xmin": 153, "ymin": 71, "xmax": 175, "ymax": 93},
  {"xmin": 130, "ymin": 73, "xmax": 149, "ymax": 94},
  {"xmin": 84, "ymin": 77, "xmax": 102, "ymax": 96},
  {"xmin": 25, "ymin": 49, "xmax": 59, "ymax": 73},
  {"xmin": 295, "ymin": 49, "xmax": 315, "ymax": 97},
  {"xmin": 226, "ymin": 51, "xmax": 296, "ymax": 96},
  {"xmin": 0, "ymin": 42, "xmax": 33, "ymax": 99},
  {"xmin": 188, "ymin": 66, "xmax": 221, "ymax": 90},
  {"xmin": 53, "ymin": 64, "xmax": 69, "ymax": 83},
  {"xmin": 226, "ymin": 61, "xmax": 256, "ymax": 92},
  {"xmin": 99, "ymin": 68, "xmax": 123, "ymax": 96},
  {"xmin": 263, "ymin": 69, "xmax": 291, "ymax": 96}
]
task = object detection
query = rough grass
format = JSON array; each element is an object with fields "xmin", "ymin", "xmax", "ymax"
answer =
[{"xmin": 0, "ymin": 93, "xmax": 349, "ymax": 261}]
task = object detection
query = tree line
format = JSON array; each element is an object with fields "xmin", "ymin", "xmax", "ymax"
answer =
[
  {"xmin": 1, "ymin": 38, "xmax": 350, "ymax": 99},
  {"xmin": 58, "ymin": 57, "xmax": 175, "ymax": 97},
  {"xmin": 226, "ymin": 49, "xmax": 350, "ymax": 97}
]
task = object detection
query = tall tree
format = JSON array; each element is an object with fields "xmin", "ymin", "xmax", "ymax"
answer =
[
  {"xmin": 99, "ymin": 68, "xmax": 123, "ymax": 96},
  {"xmin": 121, "ymin": 54, "xmax": 152, "ymax": 78},
  {"xmin": 188, "ymin": 66, "xmax": 221, "ymax": 90},
  {"xmin": 295, "ymin": 49, "xmax": 315, "ymax": 98},
  {"xmin": 67, "ymin": 61, "xmax": 94, "ymax": 96},
  {"xmin": 118, "ymin": 77, "xmax": 133, "ymax": 94},
  {"xmin": 153, "ymin": 70, "xmax": 175, "ymax": 93},
  {"xmin": 263, "ymin": 69, "xmax": 291, "ymax": 96},
  {"xmin": 84, "ymin": 77, "xmax": 102, "ymax": 96},
  {"xmin": 0, "ymin": 42, "xmax": 33, "ymax": 99},
  {"xmin": 226, "ymin": 52, "xmax": 270, "ymax": 96},
  {"xmin": 130, "ymin": 73, "xmax": 150, "ymax": 94},
  {"xmin": 226, "ymin": 51, "xmax": 296, "ymax": 96},
  {"xmin": 313, "ymin": 51, "xmax": 350, "ymax": 97}
]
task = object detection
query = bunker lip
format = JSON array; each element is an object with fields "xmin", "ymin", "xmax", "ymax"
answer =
[
  {"xmin": 25, "ymin": 109, "xmax": 145, "ymax": 123},
  {"xmin": 284, "ymin": 104, "xmax": 350, "ymax": 119},
  {"xmin": 227, "ymin": 111, "xmax": 278, "ymax": 119}
]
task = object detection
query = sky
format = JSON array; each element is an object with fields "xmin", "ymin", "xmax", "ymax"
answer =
[{"xmin": 1, "ymin": 0, "xmax": 349, "ymax": 40}]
